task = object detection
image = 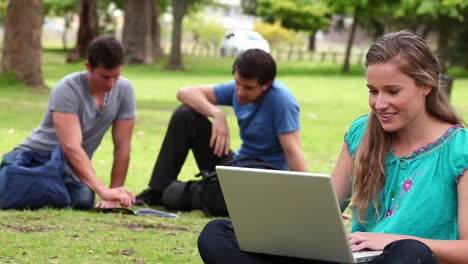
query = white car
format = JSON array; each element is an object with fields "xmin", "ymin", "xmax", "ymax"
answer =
[{"xmin": 220, "ymin": 30, "xmax": 271, "ymax": 57}]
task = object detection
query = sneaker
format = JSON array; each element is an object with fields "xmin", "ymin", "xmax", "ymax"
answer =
[{"xmin": 134, "ymin": 188, "xmax": 163, "ymax": 206}]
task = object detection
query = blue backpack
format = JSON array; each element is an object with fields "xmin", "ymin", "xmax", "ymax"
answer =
[{"xmin": 1, "ymin": 145, "xmax": 71, "ymax": 209}]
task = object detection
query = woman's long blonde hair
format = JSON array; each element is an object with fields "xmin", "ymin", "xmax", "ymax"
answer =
[{"xmin": 352, "ymin": 30, "xmax": 465, "ymax": 222}]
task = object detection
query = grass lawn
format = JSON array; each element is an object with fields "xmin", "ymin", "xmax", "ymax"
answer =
[{"xmin": 0, "ymin": 50, "xmax": 467, "ymax": 263}]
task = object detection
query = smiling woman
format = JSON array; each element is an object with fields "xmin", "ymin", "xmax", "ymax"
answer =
[
  {"xmin": 197, "ymin": 30, "xmax": 468, "ymax": 264},
  {"xmin": 366, "ymin": 63, "xmax": 432, "ymax": 135}
]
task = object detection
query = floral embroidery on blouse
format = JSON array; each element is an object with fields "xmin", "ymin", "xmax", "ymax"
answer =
[
  {"xmin": 383, "ymin": 124, "xmax": 463, "ymax": 218},
  {"xmin": 384, "ymin": 168, "xmax": 426, "ymax": 218},
  {"xmin": 402, "ymin": 178, "xmax": 413, "ymax": 191}
]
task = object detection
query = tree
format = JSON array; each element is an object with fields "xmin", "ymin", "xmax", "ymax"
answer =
[
  {"xmin": 44, "ymin": 0, "xmax": 76, "ymax": 50},
  {"xmin": 123, "ymin": 0, "xmax": 164, "ymax": 64},
  {"xmin": 242, "ymin": 0, "xmax": 330, "ymax": 51},
  {"xmin": 151, "ymin": 0, "xmax": 165, "ymax": 59},
  {"xmin": 396, "ymin": 0, "xmax": 468, "ymax": 72},
  {"xmin": 67, "ymin": 0, "xmax": 98, "ymax": 62},
  {"xmin": 1, "ymin": 0, "xmax": 45, "ymax": 88},
  {"xmin": 123, "ymin": 0, "xmax": 153, "ymax": 63},
  {"xmin": 165, "ymin": 0, "xmax": 190, "ymax": 70},
  {"xmin": 327, "ymin": 0, "xmax": 397, "ymax": 72},
  {"xmin": 184, "ymin": 11, "xmax": 225, "ymax": 56},
  {"xmin": 447, "ymin": 27, "xmax": 468, "ymax": 69},
  {"xmin": 165, "ymin": 0, "xmax": 213, "ymax": 70}
]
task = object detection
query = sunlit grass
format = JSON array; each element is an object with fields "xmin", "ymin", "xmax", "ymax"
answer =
[{"xmin": 0, "ymin": 49, "xmax": 467, "ymax": 263}]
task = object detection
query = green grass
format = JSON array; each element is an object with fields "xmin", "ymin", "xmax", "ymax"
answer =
[{"xmin": 1, "ymin": 50, "xmax": 467, "ymax": 263}]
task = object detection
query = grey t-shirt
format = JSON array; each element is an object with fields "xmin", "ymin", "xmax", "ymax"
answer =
[{"xmin": 18, "ymin": 71, "xmax": 136, "ymax": 158}]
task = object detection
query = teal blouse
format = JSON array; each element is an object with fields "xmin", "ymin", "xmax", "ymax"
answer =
[{"xmin": 345, "ymin": 115, "xmax": 468, "ymax": 239}]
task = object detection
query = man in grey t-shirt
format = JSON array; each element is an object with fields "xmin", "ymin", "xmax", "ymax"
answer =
[{"xmin": 0, "ymin": 35, "xmax": 136, "ymax": 209}]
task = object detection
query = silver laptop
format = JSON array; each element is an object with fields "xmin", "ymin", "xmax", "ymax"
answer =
[{"xmin": 216, "ymin": 166, "xmax": 382, "ymax": 263}]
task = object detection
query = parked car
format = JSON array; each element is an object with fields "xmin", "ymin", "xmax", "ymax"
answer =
[{"xmin": 219, "ymin": 30, "xmax": 271, "ymax": 57}]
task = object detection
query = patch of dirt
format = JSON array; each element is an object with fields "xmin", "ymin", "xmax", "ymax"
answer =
[
  {"xmin": 123, "ymin": 223, "xmax": 190, "ymax": 232},
  {"xmin": 2, "ymin": 224, "xmax": 50, "ymax": 232}
]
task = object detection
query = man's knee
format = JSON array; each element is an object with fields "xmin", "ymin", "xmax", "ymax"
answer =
[
  {"xmin": 172, "ymin": 104, "xmax": 199, "ymax": 121},
  {"xmin": 62, "ymin": 165, "xmax": 95, "ymax": 210},
  {"xmin": 67, "ymin": 182, "xmax": 95, "ymax": 210}
]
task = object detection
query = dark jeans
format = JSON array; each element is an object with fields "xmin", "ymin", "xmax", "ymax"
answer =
[
  {"xmin": 0, "ymin": 149, "xmax": 95, "ymax": 210},
  {"xmin": 198, "ymin": 219, "xmax": 440, "ymax": 264},
  {"xmin": 148, "ymin": 104, "xmax": 232, "ymax": 192}
]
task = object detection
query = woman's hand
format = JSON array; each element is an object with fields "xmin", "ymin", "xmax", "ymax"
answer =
[{"xmin": 348, "ymin": 232, "xmax": 404, "ymax": 252}]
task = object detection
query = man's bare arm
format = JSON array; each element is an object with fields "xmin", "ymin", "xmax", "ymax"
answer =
[
  {"xmin": 53, "ymin": 111, "xmax": 134, "ymax": 208},
  {"xmin": 278, "ymin": 130, "xmax": 308, "ymax": 172},
  {"xmin": 177, "ymin": 85, "xmax": 230, "ymax": 156}
]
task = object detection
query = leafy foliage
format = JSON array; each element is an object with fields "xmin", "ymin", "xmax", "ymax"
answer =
[
  {"xmin": 97, "ymin": 0, "xmax": 120, "ymax": 34},
  {"xmin": 241, "ymin": 0, "xmax": 330, "ymax": 33},
  {"xmin": 253, "ymin": 20, "xmax": 296, "ymax": 48},
  {"xmin": 43, "ymin": 0, "xmax": 75, "ymax": 17},
  {"xmin": 184, "ymin": 12, "xmax": 225, "ymax": 46},
  {"xmin": 241, "ymin": 0, "xmax": 257, "ymax": 15},
  {"xmin": 0, "ymin": 0, "xmax": 8, "ymax": 23},
  {"xmin": 255, "ymin": 0, "xmax": 331, "ymax": 33},
  {"xmin": 394, "ymin": 0, "xmax": 468, "ymax": 69}
]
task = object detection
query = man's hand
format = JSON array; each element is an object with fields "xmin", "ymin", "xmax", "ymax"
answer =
[
  {"xmin": 97, "ymin": 187, "xmax": 135, "ymax": 209},
  {"xmin": 95, "ymin": 200, "xmax": 118, "ymax": 208},
  {"xmin": 210, "ymin": 110, "xmax": 230, "ymax": 156}
]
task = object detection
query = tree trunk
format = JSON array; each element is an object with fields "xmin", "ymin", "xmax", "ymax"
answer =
[
  {"xmin": 342, "ymin": 7, "xmax": 359, "ymax": 73},
  {"xmin": 308, "ymin": 31, "xmax": 316, "ymax": 51},
  {"xmin": 67, "ymin": 0, "xmax": 98, "ymax": 62},
  {"xmin": 143, "ymin": 0, "xmax": 153, "ymax": 64},
  {"xmin": 1, "ymin": 0, "xmax": 45, "ymax": 88},
  {"xmin": 152, "ymin": 0, "xmax": 164, "ymax": 59},
  {"xmin": 437, "ymin": 28, "xmax": 450, "ymax": 74},
  {"xmin": 165, "ymin": 0, "xmax": 189, "ymax": 70},
  {"xmin": 123, "ymin": 0, "xmax": 152, "ymax": 63},
  {"xmin": 370, "ymin": 18, "xmax": 384, "ymax": 40},
  {"xmin": 62, "ymin": 13, "xmax": 73, "ymax": 51}
]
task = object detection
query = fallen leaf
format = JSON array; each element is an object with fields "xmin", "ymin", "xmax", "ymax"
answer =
[{"xmin": 121, "ymin": 249, "xmax": 135, "ymax": 255}]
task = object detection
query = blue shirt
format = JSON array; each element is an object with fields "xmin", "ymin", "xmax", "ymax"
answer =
[{"xmin": 214, "ymin": 80, "xmax": 300, "ymax": 170}]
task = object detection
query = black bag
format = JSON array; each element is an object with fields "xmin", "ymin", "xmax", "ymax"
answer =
[{"xmin": 161, "ymin": 156, "xmax": 280, "ymax": 217}]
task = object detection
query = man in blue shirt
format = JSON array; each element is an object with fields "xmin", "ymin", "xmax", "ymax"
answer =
[{"xmin": 136, "ymin": 49, "xmax": 307, "ymax": 206}]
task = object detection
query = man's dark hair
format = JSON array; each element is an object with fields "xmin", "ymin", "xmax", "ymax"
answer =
[
  {"xmin": 87, "ymin": 34, "xmax": 124, "ymax": 69},
  {"xmin": 232, "ymin": 49, "xmax": 276, "ymax": 85}
]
